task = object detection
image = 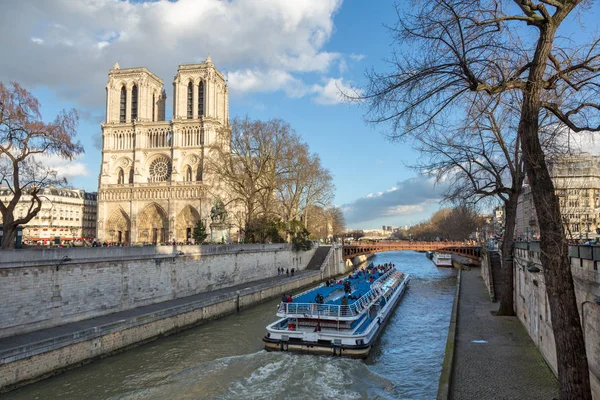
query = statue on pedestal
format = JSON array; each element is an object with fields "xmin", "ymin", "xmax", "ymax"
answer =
[{"xmin": 210, "ymin": 198, "xmax": 230, "ymax": 243}]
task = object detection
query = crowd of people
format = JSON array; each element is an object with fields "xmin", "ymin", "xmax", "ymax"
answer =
[{"xmin": 277, "ymin": 267, "xmax": 295, "ymax": 277}]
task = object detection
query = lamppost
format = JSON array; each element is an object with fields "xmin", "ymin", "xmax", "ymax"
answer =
[{"xmin": 55, "ymin": 255, "xmax": 71, "ymax": 271}]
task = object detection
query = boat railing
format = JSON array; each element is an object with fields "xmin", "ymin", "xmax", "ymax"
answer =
[{"xmin": 278, "ymin": 268, "xmax": 400, "ymax": 318}]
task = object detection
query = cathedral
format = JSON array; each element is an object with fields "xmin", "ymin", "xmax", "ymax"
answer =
[{"xmin": 97, "ymin": 56, "xmax": 230, "ymax": 244}]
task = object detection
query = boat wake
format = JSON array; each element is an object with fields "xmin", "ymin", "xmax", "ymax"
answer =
[{"xmin": 111, "ymin": 350, "xmax": 397, "ymax": 400}]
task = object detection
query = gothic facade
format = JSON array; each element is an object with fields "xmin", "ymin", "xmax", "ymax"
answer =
[{"xmin": 97, "ymin": 56, "xmax": 230, "ymax": 244}]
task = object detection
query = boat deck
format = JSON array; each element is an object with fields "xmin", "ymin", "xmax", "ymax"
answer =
[{"xmin": 291, "ymin": 269, "xmax": 387, "ymax": 307}]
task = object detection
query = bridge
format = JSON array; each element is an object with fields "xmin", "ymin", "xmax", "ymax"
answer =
[{"xmin": 342, "ymin": 241, "xmax": 481, "ymax": 261}]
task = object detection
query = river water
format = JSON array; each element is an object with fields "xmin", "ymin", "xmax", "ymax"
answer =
[{"xmin": 4, "ymin": 251, "xmax": 457, "ymax": 400}]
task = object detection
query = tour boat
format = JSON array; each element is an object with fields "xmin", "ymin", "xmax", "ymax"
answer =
[
  {"xmin": 263, "ymin": 264, "xmax": 409, "ymax": 358},
  {"xmin": 432, "ymin": 252, "xmax": 453, "ymax": 267}
]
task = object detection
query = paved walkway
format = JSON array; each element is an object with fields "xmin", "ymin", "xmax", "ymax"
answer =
[
  {"xmin": 450, "ymin": 267, "xmax": 559, "ymax": 400},
  {"xmin": 0, "ymin": 271, "xmax": 318, "ymax": 362}
]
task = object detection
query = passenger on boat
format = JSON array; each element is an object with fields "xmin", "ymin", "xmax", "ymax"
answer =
[
  {"xmin": 282, "ymin": 293, "xmax": 288, "ymax": 303},
  {"xmin": 314, "ymin": 323, "xmax": 321, "ymax": 332},
  {"xmin": 341, "ymin": 296, "xmax": 348, "ymax": 307},
  {"xmin": 315, "ymin": 293, "xmax": 324, "ymax": 304},
  {"xmin": 325, "ymin": 280, "xmax": 331, "ymax": 287},
  {"xmin": 287, "ymin": 295, "xmax": 293, "ymax": 303},
  {"xmin": 343, "ymin": 281, "xmax": 351, "ymax": 293}
]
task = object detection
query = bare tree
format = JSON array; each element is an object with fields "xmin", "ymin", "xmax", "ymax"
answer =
[
  {"xmin": 358, "ymin": 1, "xmax": 600, "ymax": 397},
  {"xmin": 0, "ymin": 82, "xmax": 83, "ymax": 249},
  {"xmin": 209, "ymin": 117, "xmax": 292, "ymax": 233},
  {"xmin": 210, "ymin": 117, "xmax": 335, "ymax": 242},
  {"xmin": 327, "ymin": 206, "xmax": 346, "ymax": 241},
  {"xmin": 305, "ymin": 205, "xmax": 346, "ymax": 242},
  {"xmin": 415, "ymin": 93, "xmax": 525, "ymax": 315}
]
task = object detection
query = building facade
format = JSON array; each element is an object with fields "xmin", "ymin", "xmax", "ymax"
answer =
[
  {"xmin": 97, "ymin": 57, "xmax": 230, "ymax": 244},
  {"xmin": 0, "ymin": 187, "xmax": 97, "ymax": 244},
  {"xmin": 515, "ymin": 153, "xmax": 600, "ymax": 241}
]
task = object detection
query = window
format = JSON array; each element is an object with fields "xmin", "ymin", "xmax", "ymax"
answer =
[
  {"xmin": 198, "ymin": 81, "xmax": 204, "ymax": 117},
  {"xmin": 187, "ymin": 82, "xmax": 193, "ymax": 119},
  {"xmin": 117, "ymin": 168, "xmax": 124, "ymax": 184},
  {"xmin": 152, "ymin": 93, "xmax": 156, "ymax": 122},
  {"xmin": 119, "ymin": 86, "xmax": 126, "ymax": 123},
  {"xmin": 196, "ymin": 166, "xmax": 203, "ymax": 182},
  {"xmin": 572, "ymin": 224, "xmax": 580, "ymax": 232},
  {"xmin": 185, "ymin": 165, "xmax": 192, "ymax": 181},
  {"xmin": 131, "ymin": 84, "xmax": 138, "ymax": 121},
  {"xmin": 149, "ymin": 157, "xmax": 172, "ymax": 182}
]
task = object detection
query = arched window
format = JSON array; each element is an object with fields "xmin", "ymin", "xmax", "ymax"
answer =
[
  {"xmin": 196, "ymin": 166, "xmax": 203, "ymax": 182},
  {"xmin": 187, "ymin": 81, "xmax": 193, "ymax": 119},
  {"xmin": 152, "ymin": 93, "xmax": 156, "ymax": 122},
  {"xmin": 119, "ymin": 86, "xmax": 126, "ymax": 123},
  {"xmin": 131, "ymin": 84, "xmax": 138, "ymax": 121},
  {"xmin": 198, "ymin": 81, "xmax": 204, "ymax": 117},
  {"xmin": 117, "ymin": 168, "xmax": 124, "ymax": 184},
  {"xmin": 185, "ymin": 165, "xmax": 192, "ymax": 181},
  {"xmin": 128, "ymin": 168, "xmax": 134, "ymax": 184}
]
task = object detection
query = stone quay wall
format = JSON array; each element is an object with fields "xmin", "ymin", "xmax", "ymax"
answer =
[
  {"xmin": 510, "ymin": 242, "xmax": 600, "ymax": 398},
  {"xmin": 0, "ymin": 244, "xmax": 317, "ymax": 339},
  {"xmin": 0, "ymin": 270, "xmax": 325, "ymax": 393}
]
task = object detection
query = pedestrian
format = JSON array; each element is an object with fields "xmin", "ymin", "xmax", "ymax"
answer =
[
  {"xmin": 286, "ymin": 268, "xmax": 289, "ymax": 277},
  {"xmin": 277, "ymin": 267, "xmax": 281, "ymax": 276},
  {"xmin": 291, "ymin": 268, "xmax": 295, "ymax": 276}
]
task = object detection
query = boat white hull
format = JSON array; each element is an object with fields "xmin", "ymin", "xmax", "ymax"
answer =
[
  {"xmin": 263, "ymin": 274, "xmax": 409, "ymax": 358},
  {"xmin": 432, "ymin": 253, "xmax": 453, "ymax": 267}
]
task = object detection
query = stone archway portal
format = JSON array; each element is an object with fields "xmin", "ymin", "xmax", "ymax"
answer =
[
  {"xmin": 137, "ymin": 203, "xmax": 168, "ymax": 244},
  {"xmin": 176, "ymin": 205, "xmax": 200, "ymax": 243},
  {"xmin": 106, "ymin": 208, "xmax": 131, "ymax": 244}
]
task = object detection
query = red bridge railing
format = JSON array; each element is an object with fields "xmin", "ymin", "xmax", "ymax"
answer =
[{"xmin": 342, "ymin": 241, "xmax": 481, "ymax": 260}]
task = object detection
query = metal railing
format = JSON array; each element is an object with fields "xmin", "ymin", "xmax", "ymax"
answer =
[{"xmin": 278, "ymin": 268, "xmax": 397, "ymax": 319}]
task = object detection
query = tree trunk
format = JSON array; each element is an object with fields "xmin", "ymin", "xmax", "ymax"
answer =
[
  {"xmin": 519, "ymin": 25, "xmax": 591, "ymax": 399},
  {"xmin": 496, "ymin": 192, "xmax": 518, "ymax": 316},
  {"xmin": 1, "ymin": 213, "xmax": 17, "ymax": 250}
]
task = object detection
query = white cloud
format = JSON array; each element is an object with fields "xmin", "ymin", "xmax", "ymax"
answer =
[
  {"xmin": 349, "ymin": 53, "xmax": 365, "ymax": 61},
  {"xmin": 311, "ymin": 77, "xmax": 363, "ymax": 105},
  {"xmin": 0, "ymin": 0, "xmax": 353, "ymax": 107},
  {"xmin": 341, "ymin": 176, "xmax": 446, "ymax": 225},
  {"xmin": 227, "ymin": 69, "xmax": 309, "ymax": 98},
  {"xmin": 560, "ymin": 130, "xmax": 600, "ymax": 156},
  {"xmin": 34, "ymin": 154, "xmax": 89, "ymax": 180}
]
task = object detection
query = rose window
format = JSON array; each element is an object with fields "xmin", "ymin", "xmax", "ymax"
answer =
[{"xmin": 149, "ymin": 157, "xmax": 171, "ymax": 181}]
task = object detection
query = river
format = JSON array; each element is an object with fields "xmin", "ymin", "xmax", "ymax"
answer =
[{"xmin": 4, "ymin": 250, "xmax": 457, "ymax": 400}]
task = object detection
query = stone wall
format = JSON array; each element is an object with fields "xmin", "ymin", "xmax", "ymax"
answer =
[
  {"xmin": 0, "ymin": 244, "xmax": 316, "ymax": 339},
  {"xmin": 513, "ymin": 243, "xmax": 600, "ymax": 398},
  {"xmin": 0, "ymin": 270, "xmax": 324, "ymax": 393}
]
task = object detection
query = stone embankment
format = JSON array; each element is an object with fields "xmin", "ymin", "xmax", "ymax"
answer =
[{"xmin": 0, "ymin": 243, "xmax": 348, "ymax": 392}]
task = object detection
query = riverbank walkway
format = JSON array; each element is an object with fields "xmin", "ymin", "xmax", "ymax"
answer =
[
  {"xmin": 0, "ymin": 270, "xmax": 318, "ymax": 367},
  {"xmin": 449, "ymin": 267, "xmax": 558, "ymax": 399}
]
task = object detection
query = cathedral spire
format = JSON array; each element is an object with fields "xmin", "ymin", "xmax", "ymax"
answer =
[
  {"xmin": 113, "ymin": 61, "xmax": 120, "ymax": 70},
  {"xmin": 205, "ymin": 54, "xmax": 213, "ymax": 64}
]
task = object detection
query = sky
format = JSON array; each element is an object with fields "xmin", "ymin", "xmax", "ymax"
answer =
[{"xmin": 1, "ymin": 0, "xmax": 598, "ymax": 230}]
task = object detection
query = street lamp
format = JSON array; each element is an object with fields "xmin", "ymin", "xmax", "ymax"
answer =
[{"xmin": 56, "ymin": 255, "xmax": 71, "ymax": 271}]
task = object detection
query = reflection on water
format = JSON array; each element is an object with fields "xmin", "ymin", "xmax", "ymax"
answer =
[{"xmin": 4, "ymin": 251, "xmax": 456, "ymax": 400}]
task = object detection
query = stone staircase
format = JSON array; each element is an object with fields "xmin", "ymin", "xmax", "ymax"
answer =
[
  {"xmin": 305, "ymin": 245, "xmax": 331, "ymax": 270},
  {"xmin": 489, "ymin": 251, "xmax": 502, "ymax": 302}
]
